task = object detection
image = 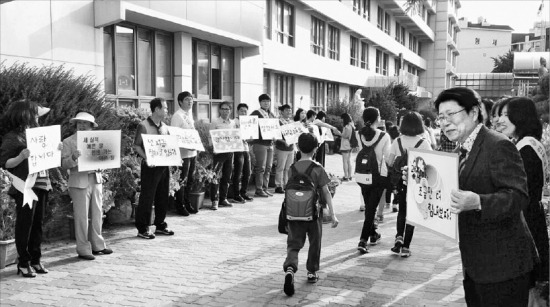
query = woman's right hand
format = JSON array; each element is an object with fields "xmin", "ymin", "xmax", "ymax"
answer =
[
  {"xmin": 72, "ymin": 150, "xmax": 81, "ymax": 161},
  {"xmin": 18, "ymin": 148, "xmax": 30, "ymax": 160}
]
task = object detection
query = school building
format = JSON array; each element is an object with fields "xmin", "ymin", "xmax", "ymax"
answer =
[{"xmin": 0, "ymin": 0, "xmax": 461, "ymax": 121}]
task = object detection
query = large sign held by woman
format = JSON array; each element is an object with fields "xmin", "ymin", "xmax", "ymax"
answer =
[
  {"xmin": 210, "ymin": 129, "xmax": 245, "ymax": 153},
  {"xmin": 406, "ymin": 149, "xmax": 459, "ymax": 241},
  {"xmin": 142, "ymin": 135, "xmax": 182, "ymax": 166},
  {"xmin": 26, "ymin": 125, "xmax": 61, "ymax": 174},
  {"xmin": 76, "ymin": 130, "xmax": 121, "ymax": 172}
]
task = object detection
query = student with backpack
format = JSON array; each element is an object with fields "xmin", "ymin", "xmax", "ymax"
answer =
[
  {"xmin": 387, "ymin": 111, "xmax": 431, "ymax": 257},
  {"xmin": 282, "ymin": 133, "xmax": 339, "ymax": 297},
  {"xmin": 355, "ymin": 107, "xmax": 391, "ymax": 254}
]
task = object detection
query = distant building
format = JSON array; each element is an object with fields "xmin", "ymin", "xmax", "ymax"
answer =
[
  {"xmin": 511, "ymin": 21, "xmax": 550, "ymax": 52},
  {"xmin": 456, "ymin": 17, "xmax": 513, "ymax": 73}
]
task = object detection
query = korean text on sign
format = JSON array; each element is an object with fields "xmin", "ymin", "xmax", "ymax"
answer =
[
  {"xmin": 26, "ymin": 125, "xmax": 61, "ymax": 174},
  {"xmin": 167, "ymin": 126, "xmax": 205, "ymax": 151},
  {"xmin": 77, "ymin": 130, "xmax": 121, "ymax": 172},
  {"xmin": 210, "ymin": 129, "xmax": 245, "ymax": 153},
  {"xmin": 142, "ymin": 134, "xmax": 182, "ymax": 167},
  {"xmin": 238, "ymin": 116, "xmax": 259, "ymax": 140},
  {"xmin": 280, "ymin": 122, "xmax": 306, "ymax": 144},
  {"xmin": 258, "ymin": 118, "xmax": 282, "ymax": 140}
]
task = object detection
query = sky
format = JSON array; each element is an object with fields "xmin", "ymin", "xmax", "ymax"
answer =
[{"xmin": 458, "ymin": 0, "xmax": 549, "ymax": 33}]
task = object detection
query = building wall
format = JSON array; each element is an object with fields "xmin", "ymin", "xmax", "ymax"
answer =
[{"xmin": 456, "ymin": 28, "xmax": 512, "ymax": 73}]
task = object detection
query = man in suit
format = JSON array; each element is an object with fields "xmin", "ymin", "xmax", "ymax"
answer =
[{"xmin": 434, "ymin": 87, "xmax": 537, "ymax": 306}]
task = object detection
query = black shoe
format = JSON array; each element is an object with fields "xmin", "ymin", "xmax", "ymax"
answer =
[
  {"xmin": 275, "ymin": 187, "xmax": 285, "ymax": 194},
  {"xmin": 219, "ymin": 199, "xmax": 233, "ymax": 207},
  {"xmin": 232, "ymin": 195, "xmax": 246, "ymax": 203},
  {"xmin": 155, "ymin": 228, "xmax": 174, "ymax": 235},
  {"xmin": 92, "ymin": 248, "xmax": 113, "ymax": 255},
  {"xmin": 307, "ymin": 271, "xmax": 319, "ymax": 283},
  {"xmin": 78, "ymin": 254, "xmax": 96, "ymax": 261},
  {"xmin": 283, "ymin": 268, "xmax": 295, "ymax": 296},
  {"xmin": 392, "ymin": 204, "xmax": 398, "ymax": 213},
  {"xmin": 241, "ymin": 194, "xmax": 253, "ymax": 201},
  {"xmin": 391, "ymin": 236, "xmax": 404, "ymax": 254},
  {"xmin": 255, "ymin": 190, "xmax": 269, "ymax": 198},
  {"xmin": 17, "ymin": 263, "xmax": 36, "ymax": 278},
  {"xmin": 370, "ymin": 233, "xmax": 381, "ymax": 245},
  {"xmin": 263, "ymin": 189, "xmax": 274, "ymax": 197},
  {"xmin": 137, "ymin": 231, "xmax": 155, "ymax": 239},
  {"xmin": 177, "ymin": 207, "xmax": 190, "ymax": 216},
  {"xmin": 185, "ymin": 202, "xmax": 198, "ymax": 214},
  {"xmin": 30, "ymin": 263, "xmax": 48, "ymax": 274},
  {"xmin": 357, "ymin": 241, "xmax": 368, "ymax": 254}
]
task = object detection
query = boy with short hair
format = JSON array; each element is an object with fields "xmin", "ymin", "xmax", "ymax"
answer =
[{"xmin": 283, "ymin": 133, "xmax": 339, "ymax": 296}]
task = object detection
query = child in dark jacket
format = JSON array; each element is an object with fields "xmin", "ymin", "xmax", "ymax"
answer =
[{"xmin": 283, "ymin": 133, "xmax": 339, "ymax": 296}]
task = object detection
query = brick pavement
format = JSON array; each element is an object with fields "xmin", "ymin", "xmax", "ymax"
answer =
[{"xmin": 0, "ymin": 154, "xmax": 466, "ymax": 306}]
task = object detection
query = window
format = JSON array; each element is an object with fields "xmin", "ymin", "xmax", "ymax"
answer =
[
  {"xmin": 377, "ymin": 6, "xmax": 384, "ymax": 30},
  {"xmin": 192, "ymin": 39, "xmax": 234, "ymax": 122},
  {"xmin": 350, "ymin": 36, "xmax": 359, "ymax": 66},
  {"xmin": 311, "ymin": 16, "xmax": 325, "ymax": 56},
  {"xmin": 327, "ymin": 82, "xmax": 339, "ymax": 105},
  {"xmin": 375, "ymin": 49, "xmax": 388, "ymax": 76},
  {"xmin": 274, "ymin": 73, "xmax": 294, "ymax": 108},
  {"xmin": 272, "ymin": 0, "xmax": 295, "ymax": 46},
  {"xmin": 353, "ymin": 0, "xmax": 370, "ymax": 20},
  {"xmin": 360, "ymin": 41, "xmax": 369, "ymax": 70},
  {"xmin": 310, "ymin": 80, "xmax": 325, "ymax": 111},
  {"xmin": 409, "ymin": 34, "xmax": 417, "ymax": 53},
  {"xmin": 384, "ymin": 12, "xmax": 391, "ymax": 34},
  {"xmin": 328, "ymin": 25, "xmax": 340, "ymax": 60},
  {"xmin": 103, "ymin": 24, "xmax": 174, "ymax": 110},
  {"xmin": 265, "ymin": 0, "xmax": 271, "ymax": 39},
  {"xmin": 394, "ymin": 58, "xmax": 400, "ymax": 76},
  {"xmin": 395, "ymin": 23, "xmax": 405, "ymax": 44}
]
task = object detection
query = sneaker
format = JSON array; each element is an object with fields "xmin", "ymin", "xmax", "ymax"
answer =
[
  {"xmin": 137, "ymin": 231, "xmax": 155, "ymax": 239},
  {"xmin": 342, "ymin": 177, "xmax": 349, "ymax": 182},
  {"xmin": 263, "ymin": 189, "xmax": 273, "ymax": 197},
  {"xmin": 370, "ymin": 233, "xmax": 381, "ymax": 245},
  {"xmin": 155, "ymin": 228, "xmax": 174, "ymax": 235},
  {"xmin": 307, "ymin": 271, "xmax": 319, "ymax": 283},
  {"xmin": 392, "ymin": 204, "xmax": 398, "ymax": 213},
  {"xmin": 241, "ymin": 194, "xmax": 253, "ymax": 201},
  {"xmin": 357, "ymin": 241, "xmax": 368, "ymax": 254},
  {"xmin": 211, "ymin": 200, "xmax": 218, "ymax": 210},
  {"xmin": 255, "ymin": 190, "xmax": 269, "ymax": 198},
  {"xmin": 219, "ymin": 199, "xmax": 233, "ymax": 207},
  {"xmin": 283, "ymin": 268, "xmax": 295, "ymax": 296},
  {"xmin": 359, "ymin": 205, "xmax": 365, "ymax": 212},
  {"xmin": 92, "ymin": 248, "xmax": 113, "ymax": 255},
  {"xmin": 400, "ymin": 247, "xmax": 411, "ymax": 258},
  {"xmin": 275, "ymin": 187, "xmax": 285, "ymax": 194},
  {"xmin": 391, "ymin": 236, "xmax": 404, "ymax": 254},
  {"xmin": 177, "ymin": 206, "xmax": 190, "ymax": 216},
  {"xmin": 232, "ymin": 195, "xmax": 246, "ymax": 203}
]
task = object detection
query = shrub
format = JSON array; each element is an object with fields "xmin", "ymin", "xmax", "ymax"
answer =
[{"xmin": 0, "ymin": 168, "xmax": 15, "ymax": 241}]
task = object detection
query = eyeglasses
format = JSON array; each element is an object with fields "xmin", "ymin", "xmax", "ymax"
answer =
[
  {"xmin": 436, "ymin": 109, "xmax": 465, "ymax": 125},
  {"xmin": 220, "ymin": 108, "xmax": 231, "ymax": 111}
]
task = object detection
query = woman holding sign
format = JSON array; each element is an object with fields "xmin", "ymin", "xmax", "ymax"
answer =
[
  {"xmin": 61, "ymin": 111, "xmax": 112, "ymax": 261},
  {"xmin": 0, "ymin": 100, "xmax": 58, "ymax": 277},
  {"xmin": 497, "ymin": 97, "xmax": 549, "ymax": 291}
]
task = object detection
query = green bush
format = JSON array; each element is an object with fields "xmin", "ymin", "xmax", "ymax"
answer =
[{"xmin": 0, "ymin": 168, "xmax": 16, "ymax": 241}]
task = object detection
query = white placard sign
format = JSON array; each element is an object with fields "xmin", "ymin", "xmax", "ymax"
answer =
[
  {"xmin": 142, "ymin": 135, "xmax": 182, "ymax": 167},
  {"xmin": 238, "ymin": 116, "xmax": 259, "ymax": 140},
  {"xmin": 26, "ymin": 125, "xmax": 61, "ymax": 174},
  {"xmin": 167, "ymin": 126, "xmax": 205, "ymax": 151},
  {"xmin": 77, "ymin": 130, "xmax": 121, "ymax": 172},
  {"xmin": 321, "ymin": 127, "xmax": 335, "ymax": 142},
  {"xmin": 281, "ymin": 122, "xmax": 305, "ymax": 144},
  {"xmin": 406, "ymin": 148, "xmax": 459, "ymax": 241},
  {"xmin": 210, "ymin": 129, "xmax": 245, "ymax": 153},
  {"xmin": 258, "ymin": 118, "xmax": 283, "ymax": 140}
]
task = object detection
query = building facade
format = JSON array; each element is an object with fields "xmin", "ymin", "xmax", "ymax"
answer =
[
  {"xmin": 1, "ymin": 0, "xmax": 460, "ymax": 121},
  {"xmin": 456, "ymin": 18, "xmax": 513, "ymax": 73}
]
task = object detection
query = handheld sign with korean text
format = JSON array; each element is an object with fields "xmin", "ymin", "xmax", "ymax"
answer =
[
  {"xmin": 26, "ymin": 125, "xmax": 61, "ymax": 174},
  {"xmin": 210, "ymin": 129, "xmax": 245, "ymax": 153},
  {"xmin": 77, "ymin": 130, "xmax": 121, "ymax": 172},
  {"xmin": 406, "ymin": 148, "xmax": 459, "ymax": 241},
  {"xmin": 167, "ymin": 126, "xmax": 205, "ymax": 151},
  {"xmin": 258, "ymin": 118, "xmax": 283, "ymax": 140},
  {"xmin": 239, "ymin": 116, "xmax": 259, "ymax": 139},
  {"xmin": 142, "ymin": 135, "xmax": 182, "ymax": 167},
  {"xmin": 280, "ymin": 122, "xmax": 305, "ymax": 144},
  {"xmin": 321, "ymin": 127, "xmax": 335, "ymax": 142}
]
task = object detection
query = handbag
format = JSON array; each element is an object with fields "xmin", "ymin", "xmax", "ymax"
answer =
[{"xmin": 278, "ymin": 201, "xmax": 289, "ymax": 234}]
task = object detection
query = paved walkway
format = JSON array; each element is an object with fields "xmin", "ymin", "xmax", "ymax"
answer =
[{"xmin": 0, "ymin": 154, "xmax": 466, "ymax": 306}]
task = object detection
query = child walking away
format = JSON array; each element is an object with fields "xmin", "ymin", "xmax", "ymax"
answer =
[{"xmin": 282, "ymin": 133, "xmax": 339, "ymax": 296}]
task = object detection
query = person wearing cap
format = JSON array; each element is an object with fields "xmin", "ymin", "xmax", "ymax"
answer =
[
  {"xmin": 0, "ymin": 100, "xmax": 62, "ymax": 277},
  {"xmin": 133, "ymin": 98, "xmax": 175, "ymax": 239},
  {"xmin": 170, "ymin": 91, "xmax": 197, "ymax": 215},
  {"xmin": 274, "ymin": 104, "xmax": 295, "ymax": 194},
  {"xmin": 61, "ymin": 110, "xmax": 112, "ymax": 260},
  {"xmin": 249, "ymin": 94, "xmax": 277, "ymax": 198}
]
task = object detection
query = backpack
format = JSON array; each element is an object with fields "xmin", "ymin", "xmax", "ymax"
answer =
[
  {"xmin": 390, "ymin": 138, "xmax": 424, "ymax": 187},
  {"xmin": 355, "ymin": 132, "xmax": 385, "ymax": 185},
  {"xmin": 349, "ymin": 127, "xmax": 359, "ymax": 149},
  {"xmin": 284, "ymin": 162, "xmax": 319, "ymax": 221}
]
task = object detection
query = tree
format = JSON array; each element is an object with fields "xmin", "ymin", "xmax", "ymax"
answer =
[{"xmin": 491, "ymin": 50, "xmax": 514, "ymax": 73}]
